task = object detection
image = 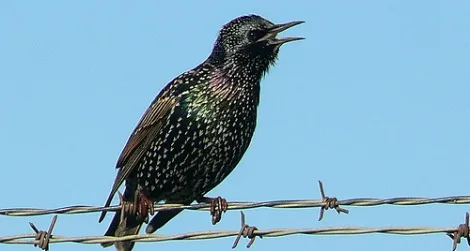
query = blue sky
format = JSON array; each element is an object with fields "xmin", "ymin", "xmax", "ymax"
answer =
[{"xmin": 1, "ymin": 1, "xmax": 469, "ymax": 250}]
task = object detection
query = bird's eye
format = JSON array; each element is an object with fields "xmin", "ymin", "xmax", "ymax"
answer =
[{"xmin": 248, "ymin": 30, "xmax": 264, "ymax": 41}]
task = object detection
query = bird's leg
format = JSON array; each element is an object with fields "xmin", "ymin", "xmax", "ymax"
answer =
[
  {"xmin": 197, "ymin": 196, "xmax": 228, "ymax": 225},
  {"xmin": 135, "ymin": 187, "xmax": 154, "ymax": 223}
]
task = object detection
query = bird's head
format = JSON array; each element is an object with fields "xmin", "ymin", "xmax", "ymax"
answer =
[{"xmin": 208, "ymin": 15, "xmax": 304, "ymax": 75}]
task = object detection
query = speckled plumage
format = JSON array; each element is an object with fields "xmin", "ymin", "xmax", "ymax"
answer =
[{"xmin": 99, "ymin": 14, "xmax": 303, "ymax": 251}]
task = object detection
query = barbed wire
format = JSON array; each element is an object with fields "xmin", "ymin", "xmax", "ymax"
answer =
[
  {"xmin": 0, "ymin": 226, "xmax": 459, "ymax": 244},
  {"xmin": 1, "ymin": 212, "xmax": 469, "ymax": 250},
  {"xmin": 2, "ymin": 182, "xmax": 470, "ymax": 250},
  {"xmin": 4, "ymin": 196, "xmax": 470, "ymax": 216},
  {"xmin": 2, "ymin": 181, "xmax": 470, "ymax": 217}
]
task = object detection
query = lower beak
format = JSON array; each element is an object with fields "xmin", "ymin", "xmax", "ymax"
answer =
[{"xmin": 257, "ymin": 20, "xmax": 305, "ymax": 45}]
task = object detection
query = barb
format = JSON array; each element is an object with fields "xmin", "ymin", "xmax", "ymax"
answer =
[
  {"xmin": 2, "ymin": 195, "xmax": 470, "ymax": 217},
  {"xmin": 0, "ymin": 226, "xmax": 462, "ymax": 246},
  {"xmin": 447, "ymin": 212, "xmax": 470, "ymax": 251},
  {"xmin": 29, "ymin": 215, "xmax": 57, "ymax": 251},
  {"xmin": 318, "ymin": 181, "xmax": 349, "ymax": 221},
  {"xmin": 232, "ymin": 212, "xmax": 261, "ymax": 248}
]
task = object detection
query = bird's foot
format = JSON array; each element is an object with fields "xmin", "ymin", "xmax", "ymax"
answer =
[
  {"xmin": 197, "ymin": 196, "xmax": 228, "ymax": 225},
  {"xmin": 135, "ymin": 188, "xmax": 154, "ymax": 223},
  {"xmin": 117, "ymin": 189, "xmax": 154, "ymax": 224}
]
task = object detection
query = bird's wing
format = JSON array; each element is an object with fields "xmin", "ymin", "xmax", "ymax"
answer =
[
  {"xmin": 99, "ymin": 86, "xmax": 178, "ymax": 222},
  {"xmin": 117, "ymin": 89, "xmax": 176, "ymax": 168}
]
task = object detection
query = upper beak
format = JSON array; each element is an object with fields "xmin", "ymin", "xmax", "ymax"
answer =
[{"xmin": 257, "ymin": 20, "xmax": 305, "ymax": 45}]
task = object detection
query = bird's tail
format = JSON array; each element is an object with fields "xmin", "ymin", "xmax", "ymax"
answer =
[{"xmin": 101, "ymin": 190, "xmax": 143, "ymax": 251}]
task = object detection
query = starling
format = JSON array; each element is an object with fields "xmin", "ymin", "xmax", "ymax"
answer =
[{"xmin": 99, "ymin": 14, "xmax": 303, "ymax": 251}]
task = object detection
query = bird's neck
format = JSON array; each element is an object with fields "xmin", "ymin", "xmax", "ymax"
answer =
[
  {"xmin": 222, "ymin": 57, "xmax": 270, "ymax": 81},
  {"xmin": 207, "ymin": 50, "xmax": 272, "ymax": 80},
  {"xmin": 202, "ymin": 64, "xmax": 260, "ymax": 108},
  {"xmin": 208, "ymin": 63, "xmax": 262, "ymax": 91}
]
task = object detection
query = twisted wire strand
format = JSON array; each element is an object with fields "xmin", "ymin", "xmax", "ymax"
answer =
[
  {"xmin": 1, "ymin": 196, "xmax": 470, "ymax": 217},
  {"xmin": 0, "ymin": 226, "xmax": 459, "ymax": 245}
]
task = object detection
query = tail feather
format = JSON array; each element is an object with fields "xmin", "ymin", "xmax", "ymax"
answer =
[
  {"xmin": 102, "ymin": 209, "xmax": 184, "ymax": 249},
  {"xmin": 102, "ymin": 209, "xmax": 143, "ymax": 250},
  {"xmin": 101, "ymin": 186, "xmax": 143, "ymax": 251},
  {"xmin": 102, "ymin": 211, "xmax": 120, "ymax": 247},
  {"xmin": 100, "ymin": 187, "xmax": 191, "ymax": 250}
]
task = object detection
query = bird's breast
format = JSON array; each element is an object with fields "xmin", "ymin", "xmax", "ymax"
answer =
[
  {"xmin": 180, "ymin": 84, "xmax": 259, "ymax": 195},
  {"xmin": 137, "ymin": 74, "xmax": 261, "ymax": 200}
]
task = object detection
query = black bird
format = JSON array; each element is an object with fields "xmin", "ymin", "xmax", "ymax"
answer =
[{"xmin": 99, "ymin": 14, "xmax": 303, "ymax": 251}]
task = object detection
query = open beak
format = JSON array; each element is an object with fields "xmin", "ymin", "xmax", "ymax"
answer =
[{"xmin": 257, "ymin": 20, "xmax": 305, "ymax": 45}]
